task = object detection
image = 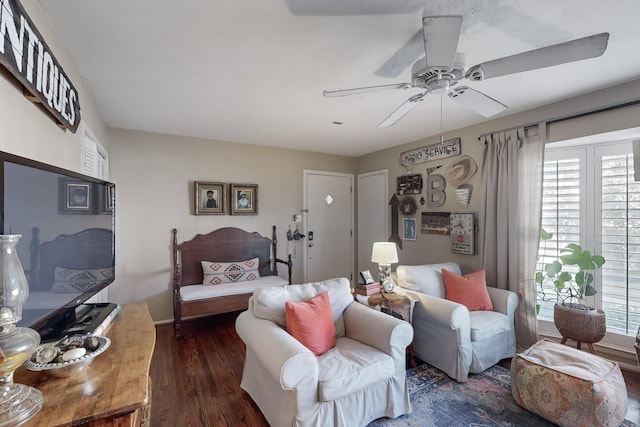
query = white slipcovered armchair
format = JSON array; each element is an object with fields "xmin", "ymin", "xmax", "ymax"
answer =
[
  {"xmin": 235, "ymin": 277, "xmax": 413, "ymax": 427},
  {"xmin": 394, "ymin": 262, "xmax": 518, "ymax": 382}
]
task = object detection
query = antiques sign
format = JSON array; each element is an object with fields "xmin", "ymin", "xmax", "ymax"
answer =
[
  {"xmin": 0, "ymin": 0, "xmax": 81, "ymax": 132},
  {"xmin": 400, "ymin": 138, "xmax": 461, "ymax": 170}
]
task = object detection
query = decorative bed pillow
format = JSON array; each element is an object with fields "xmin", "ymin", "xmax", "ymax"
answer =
[
  {"xmin": 52, "ymin": 267, "xmax": 114, "ymax": 293},
  {"xmin": 442, "ymin": 268, "xmax": 494, "ymax": 311},
  {"xmin": 285, "ymin": 291, "xmax": 336, "ymax": 356},
  {"xmin": 201, "ymin": 258, "xmax": 260, "ymax": 285}
]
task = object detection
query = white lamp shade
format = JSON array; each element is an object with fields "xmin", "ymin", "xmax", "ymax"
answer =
[{"xmin": 371, "ymin": 242, "xmax": 399, "ymax": 264}]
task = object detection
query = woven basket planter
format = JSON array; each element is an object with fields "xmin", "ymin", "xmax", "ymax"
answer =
[{"xmin": 553, "ymin": 303, "xmax": 606, "ymax": 344}]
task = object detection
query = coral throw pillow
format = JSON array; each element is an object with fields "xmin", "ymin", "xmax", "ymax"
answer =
[
  {"xmin": 285, "ymin": 291, "xmax": 336, "ymax": 356},
  {"xmin": 442, "ymin": 268, "xmax": 494, "ymax": 311}
]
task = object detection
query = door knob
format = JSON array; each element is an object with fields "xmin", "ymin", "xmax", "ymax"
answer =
[{"xmin": 308, "ymin": 242, "xmax": 314, "ymax": 247}]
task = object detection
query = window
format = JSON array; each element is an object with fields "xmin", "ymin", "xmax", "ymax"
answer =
[
  {"xmin": 537, "ymin": 139, "xmax": 640, "ymax": 347},
  {"xmin": 83, "ymin": 125, "xmax": 109, "ymax": 180}
]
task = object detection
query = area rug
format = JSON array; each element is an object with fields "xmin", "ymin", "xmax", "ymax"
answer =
[{"xmin": 369, "ymin": 363, "xmax": 638, "ymax": 427}]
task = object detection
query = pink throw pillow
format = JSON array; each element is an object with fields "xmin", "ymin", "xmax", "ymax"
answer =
[
  {"xmin": 285, "ymin": 291, "xmax": 336, "ymax": 355},
  {"xmin": 442, "ymin": 268, "xmax": 494, "ymax": 311}
]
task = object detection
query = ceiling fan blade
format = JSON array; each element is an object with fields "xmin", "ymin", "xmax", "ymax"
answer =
[
  {"xmin": 323, "ymin": 83, "xmax": 412, "ymax": 97},
  {"xmin": 469, "ymin": 32, "xmax": 609, "ymax": 81},
  {"xmin": 423, "ymin": 15, "xmax": 463, "ymax": 67},
  {"xmin": 448, "ymin": 86, "xmax": 507, "ymax": 117},
  {"xmin": 378, "ymin": 93, "xmax": 426, "ymax": 127}
]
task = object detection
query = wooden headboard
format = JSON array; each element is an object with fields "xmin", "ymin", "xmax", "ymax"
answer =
[
  {"xmin": 29, "ymin": 227, "xmax": 115, "ymax": 291},
  {"xmin": 172, "ymin": 225, "xmax": 292, "ymax": 288},
  {"xmin": 171, "ymin": 225, "xmax": 292, "ymax": 337}
]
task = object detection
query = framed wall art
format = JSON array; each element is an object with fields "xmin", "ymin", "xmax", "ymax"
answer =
[
  {"xmin": 100, "ymin": 183, "xmax": 115, "ymax": 215},
  {"xmin": 59, "ymin": 177, "xmax": 93, "ymax": 214},
  {"xmin": 194, "ymin": 181, "xmax": 225, "ymax": 215},
  {"xmin": 396, "ymin": 173, "xmax": 423, "ymax": 195},
  {"xmin": 421, "ymin": 212, "xmax": 451, "ymax": 235},
  {"xmin": 230, "ymin": 183, "xmax": 258, "ymax": 215},
  {"xmin": 403, "ymin": 218, "xmax": 417, "ymax": 241}
]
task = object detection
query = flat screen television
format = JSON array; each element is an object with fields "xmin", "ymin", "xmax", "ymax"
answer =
[{"xmin": 0, "ymin": 151, "xmax": 115, "ymax": 341}]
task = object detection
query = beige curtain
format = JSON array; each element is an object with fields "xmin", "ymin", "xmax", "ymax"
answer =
[{"xmin": 480, "ymin": 125, "xmax": 544, "ymax": 351}]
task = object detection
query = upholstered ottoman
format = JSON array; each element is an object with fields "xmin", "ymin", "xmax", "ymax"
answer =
[{"xmin": 511, "ymin": 339, "xmax": 628, "ymax": 427}]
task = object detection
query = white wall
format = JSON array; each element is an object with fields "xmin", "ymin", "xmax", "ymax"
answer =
[{"xmin": 107, "ymin": 128, "xmax": 357, "ymax": 321}]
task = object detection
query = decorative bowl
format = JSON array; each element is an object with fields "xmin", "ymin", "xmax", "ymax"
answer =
[{"xmin": 24, "ymin": 335, "xmax": 111, "ymax": 378}]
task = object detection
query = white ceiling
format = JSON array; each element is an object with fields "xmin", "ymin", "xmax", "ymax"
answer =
[{"xmin": 38, "ymin": 0, "xmax": 640, "ymax": 157}]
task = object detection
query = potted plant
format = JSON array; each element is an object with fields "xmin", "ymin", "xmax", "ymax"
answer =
[{"xmin": 536, "ymin": 229, "xmax": 607, "ymax": 350}]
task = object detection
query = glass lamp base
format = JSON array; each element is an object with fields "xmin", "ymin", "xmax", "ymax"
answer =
[{"xmin": 0, "ymin": 384, "xmax": 43, "ymax": 426}]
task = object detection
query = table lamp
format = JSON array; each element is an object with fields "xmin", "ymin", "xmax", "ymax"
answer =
[{"xmin": 371, "ymin": 242, "xmax": 399, "ymax": 293}]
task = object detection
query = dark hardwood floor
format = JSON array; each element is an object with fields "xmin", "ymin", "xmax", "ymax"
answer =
[{"xmin": 150, "ymin": 311, "xmax": 640, "ymax": 427}]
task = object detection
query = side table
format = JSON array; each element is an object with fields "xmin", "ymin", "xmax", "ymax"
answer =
[{"xmin": 366, "ymin": 292, "xmax": 415, "ymax": 323}]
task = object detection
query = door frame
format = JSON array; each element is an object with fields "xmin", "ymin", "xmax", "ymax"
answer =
[
  {"xmin": 357, "ymin": 169, "xmax": 389, "ymax": 275},
  {"xmin": 302, "ymin": 170, "xmax": 355, "ymax": 283}
]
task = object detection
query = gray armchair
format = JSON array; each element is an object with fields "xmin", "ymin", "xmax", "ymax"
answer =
[{"xmin": 394, "ymin": 262, "xmax": 518, "ymax": 382}]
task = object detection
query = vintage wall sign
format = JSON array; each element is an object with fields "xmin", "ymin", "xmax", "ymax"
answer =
[
  {"xmin": 0, "ymin": 0, "xmax": 81, "ymax": 132},
  {"xmin": 399, "ymin": 138, "xmax": 461, "ymax": 171}
]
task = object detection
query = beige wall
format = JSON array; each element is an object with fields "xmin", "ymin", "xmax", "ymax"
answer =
[
  {"xmin": 107, "ymin": 129, "xmax": 357, "ymax": 321},
  {"xmin": 4, "ymin": 1, "xmax": 640, "ymax": 324},
  {"xmin": 357, "ymin": 79, "xmax": 640, "ymax": 276},
  {"xmin": 0, "ymin": 0, "xmax": 108, "ymax": 171}
]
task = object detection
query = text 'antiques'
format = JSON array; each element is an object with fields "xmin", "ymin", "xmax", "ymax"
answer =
[{"xmin": 0, "ymin": 0, "xmax": 81, "ymax": 132}]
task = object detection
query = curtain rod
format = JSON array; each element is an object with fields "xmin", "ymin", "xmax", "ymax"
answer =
[
  {"xmin": 477, "ymin": 98, "xmax": 640, "ymax": 141},
  {"xmin": 477, "ymin": 123, "xmax": 541, "ymax": 141}
]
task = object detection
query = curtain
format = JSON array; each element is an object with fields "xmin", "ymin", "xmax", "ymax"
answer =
[{"xmin": 480, "ymin": 125, "xmax": 544, "ymax": 351}]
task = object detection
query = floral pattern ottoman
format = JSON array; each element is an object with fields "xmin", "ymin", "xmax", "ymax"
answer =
[{"xmin": 511, "ymin": 339, "xmax": 628, "ymax": 427}]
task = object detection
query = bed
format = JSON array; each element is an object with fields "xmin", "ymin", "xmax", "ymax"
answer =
[
  {"xmin": 172, "ymin": 225, "xmax": 292, "ymax": 338},
  {"xmin": 22, "ymin": 226, "xmax": 115, "ymax": 332}
]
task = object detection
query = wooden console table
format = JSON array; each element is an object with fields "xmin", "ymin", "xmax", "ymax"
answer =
[{"xmin": 15, "ymin": 302, "xmax": 156, "ymax": 427}]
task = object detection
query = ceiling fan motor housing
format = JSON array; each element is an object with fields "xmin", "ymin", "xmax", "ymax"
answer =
[{"xmin": 412, "ymin": 65, "xmax": 464, "ymax": 94}]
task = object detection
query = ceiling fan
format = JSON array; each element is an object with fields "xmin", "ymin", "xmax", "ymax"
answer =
[{"xmin": 323, "ymin": 16, "xmax": 609, "ymax": 127}]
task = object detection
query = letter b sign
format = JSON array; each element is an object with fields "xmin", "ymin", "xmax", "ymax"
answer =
[{"xmin": 426, "ymin": 175, "xmax": 446, "ymax": 207}]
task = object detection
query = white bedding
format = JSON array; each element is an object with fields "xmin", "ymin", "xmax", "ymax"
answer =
[{"xmin": 180, "ymin": 275, "xmax": 288, "ymax": 302}]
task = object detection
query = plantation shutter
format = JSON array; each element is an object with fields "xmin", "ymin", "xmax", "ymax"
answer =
[
  {"xmin": 598, "ymin": 151, "xmax": 640, "ymax": 335},
  {"xmin": 537, "ymin": 155, "xmax": 582, "ymax": 319}
]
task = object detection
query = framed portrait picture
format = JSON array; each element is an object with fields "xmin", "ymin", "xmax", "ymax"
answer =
[
  {"xmin": 194, "ymin": 181, "xmax": 225, "ymax": 215},
  {"xmin": 359, "ymin": 270, "xmax": 374, "ymax": 284},
  {"xmin": 100, "ymin": 183, "xmax": 115, "ymax": 215},
  {"xmin": 403, "ymin": 217, "xmax": 416, "ymax": 240},
  {"xmin": 59, "ymin": 178, "xmax": 93, "ymax": 214},
  {"xmin": 230, "ymin": 183, "xmax": 258, "ymax": 215}
]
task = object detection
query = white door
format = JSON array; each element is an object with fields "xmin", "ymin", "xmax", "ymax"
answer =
[
  {"xmin": 357, "ymin": 170, "xmax": 389, "ymax": 281},
  {"xmin": 304, "ymin": 171, "xmax": 354, "ymax": 283}
]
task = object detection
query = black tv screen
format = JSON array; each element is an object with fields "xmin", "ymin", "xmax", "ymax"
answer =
[{"xmin": 0, "ymin": 151, "xmax": 115, "ymax": 336}]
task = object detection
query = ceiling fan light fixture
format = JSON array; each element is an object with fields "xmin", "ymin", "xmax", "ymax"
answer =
[{"xmin": 427, "ymin": 77, "xmax": 450, "ymax": 95}]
